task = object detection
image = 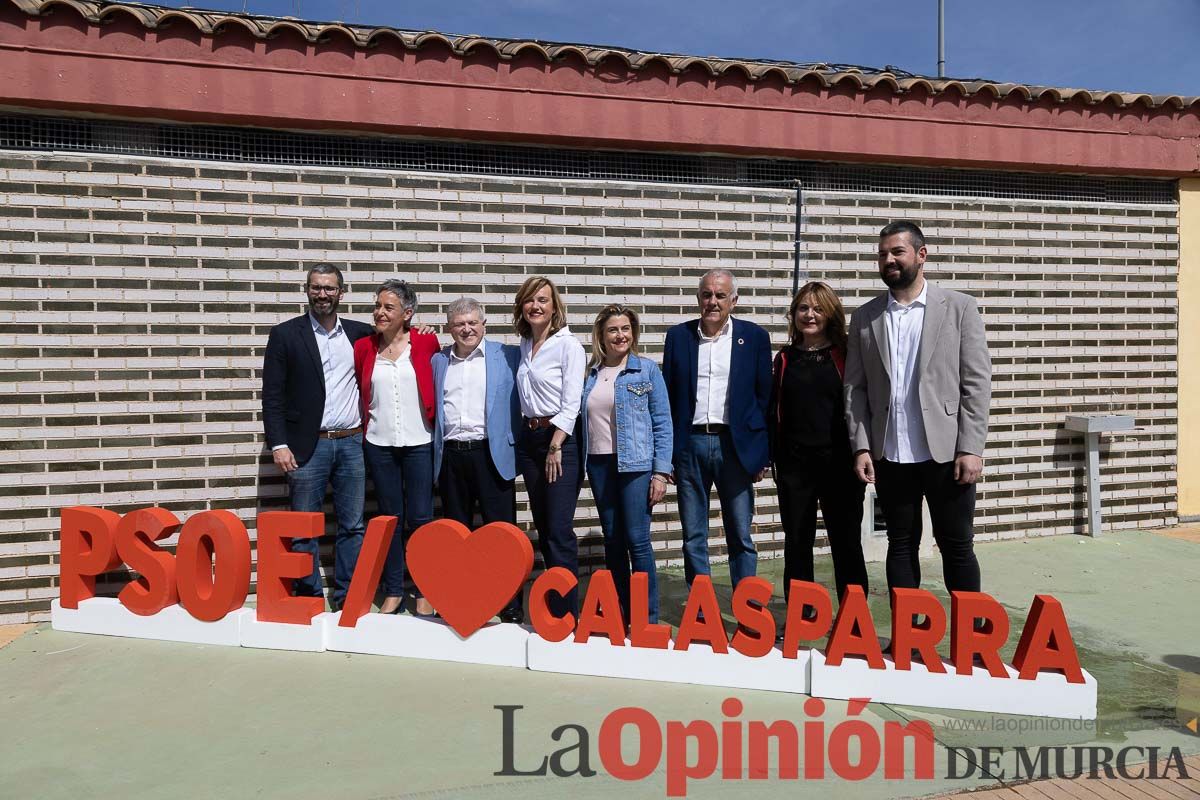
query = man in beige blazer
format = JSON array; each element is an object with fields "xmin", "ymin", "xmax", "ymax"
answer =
[{"xmin": 844, "ymin": 221, "xmax": 991, "ymax": 596}]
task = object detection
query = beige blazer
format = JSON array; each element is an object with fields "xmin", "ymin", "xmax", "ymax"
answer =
[{"xmin": 844, "ymin": 283, "xmax": 991, "ymax": 463}]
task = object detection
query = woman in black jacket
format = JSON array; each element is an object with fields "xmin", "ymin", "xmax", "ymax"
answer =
[{"xmin": 769, "ymin": 281, "xmax": 868, "ymax": 609}]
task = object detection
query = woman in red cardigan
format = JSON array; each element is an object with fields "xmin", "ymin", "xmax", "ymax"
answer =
[
  {"xmin": 768, "ymin": 281, "xmax": 868, "ymax": 618},
  {"xmin": 353, "ymin": 279, "xmax": 440, "ymax": 615}
]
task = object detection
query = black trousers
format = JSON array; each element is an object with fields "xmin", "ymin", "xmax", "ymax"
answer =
[
  {"xmin": 775, "ymin": 445, "xmax": 868, "ymax": 605},
  {"xmin": 515, "ymin": 425, "xmax": 580, "ymax": 619},
  {"xmin": 874, "ymin": 458, "xmax": 980, "ymax": 595},
  {"xmin": 439, "ymin": 441, "xmax": 521, "ymax": 616}
]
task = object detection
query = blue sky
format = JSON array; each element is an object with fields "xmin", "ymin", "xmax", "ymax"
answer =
[{"xmin": 159, "ymin": 0, "xmax": 1198, "ymax": 97}]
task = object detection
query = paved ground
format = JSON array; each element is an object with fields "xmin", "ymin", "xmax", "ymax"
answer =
[{"xmin": 0, "ymin": 527, "xmax": 1197, "ymax": 799}]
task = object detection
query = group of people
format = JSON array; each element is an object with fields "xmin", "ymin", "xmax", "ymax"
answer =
[{"xmin": 261, "ymin": 220, "xmax": 992, "ymax": 630}]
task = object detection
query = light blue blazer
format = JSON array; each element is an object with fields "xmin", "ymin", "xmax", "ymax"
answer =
[{"xmin": 432, "ymin": 340, "xmax": 521, "ymax": 482}]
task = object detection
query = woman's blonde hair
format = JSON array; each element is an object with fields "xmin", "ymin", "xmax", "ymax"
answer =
[
  {"xmin": 786, "ymin": 281, "xmax": 847, "ymax": 351},
  {"xmin": 589, "ymin": 304, "xmax": 641, "ymax": 369},
  {"xmin": 512, "ymin": 276, "xmax": 568, "ymax": 339}
]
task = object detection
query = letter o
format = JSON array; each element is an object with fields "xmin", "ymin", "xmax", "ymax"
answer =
[
  {"xmin": 599, "ymin": 707, "xmax": 662, "ymax": 781},
  {"xmin": 828, "ymin": 719, "xmax": 881, "ymax": 781},
  {"xmin": 176, "ymin": 510, "xmax": 251, "ymax": 621}
]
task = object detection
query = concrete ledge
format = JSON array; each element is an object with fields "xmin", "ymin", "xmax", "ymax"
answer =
[
  {"xmin": 51, "ymin": 598, "xmax": 249, "ymax": 647},
  {"xmin": 239, "ymin": 612, "xmax": 329, "ymax": 652},
  {"xmin": 809, "ymin": 650, "xmax": 1098, "ymax": 719},
  {"xmin": 325, "ymin": 613, "xmax": 529, "ymax": 668},
  {"xmin": 527, "ymin": 635, "xmax": 812, "ymax": 694}
]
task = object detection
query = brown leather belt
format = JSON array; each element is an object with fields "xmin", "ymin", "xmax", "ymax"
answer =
[
  {"xmin": 692, "ymin": 423, "xmax": 729, "ymax": 434},
  {"xmin": 525, "ymin": 416, "xmax": 555, "ymax": 430},
  {"xmin": 318, "ymin": 427, "xmax": 362, "ymax": 440}
]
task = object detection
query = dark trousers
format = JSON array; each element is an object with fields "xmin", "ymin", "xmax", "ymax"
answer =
[
  {"xmin": 439, "ymin": 440, "xmax": 521, "ymax": 617},
  {"xmin": 874, "ymin": 458, "xmax": 980, "ymax": 595},
  {"xmin": 775, "ymin": 445, "xmax": 868, "ymax": 605},
  {"xmin": 363, "ymin": 440, "xmax": 434, "ymax": 598},
  {"xmin": 516, "ymin": 425, "xmax": 580, "ymax": 619}
]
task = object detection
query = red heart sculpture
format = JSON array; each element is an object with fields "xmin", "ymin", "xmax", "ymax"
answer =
[{"xmin": 406, "ymin": 519, "xmax": 533, "ymax": 638}]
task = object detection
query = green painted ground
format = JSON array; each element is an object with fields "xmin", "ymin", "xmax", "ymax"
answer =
[{"xmin": 0, "ymin": 529, "xmax": 1196, "ymax": 799}]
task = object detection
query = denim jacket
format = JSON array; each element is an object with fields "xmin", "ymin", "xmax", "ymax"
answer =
[{"xmin": 580, "ymin": 354, "xmax": 673, "ymax": 475}]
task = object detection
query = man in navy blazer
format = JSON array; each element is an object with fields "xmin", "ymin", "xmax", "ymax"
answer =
[
  {"xmin": 431, "ymin": 297, "xmax": 524, "ymax": 622},
  {"xmin": 662, "ymin": 269, "xmax": 773, "ymax": 589},
  {"xmin": 261, "ymin": 263, "xmax": 373, "ymax": 611}
]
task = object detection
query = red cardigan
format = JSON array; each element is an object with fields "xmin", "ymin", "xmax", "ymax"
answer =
[{"xmin": 353, "ymin": 330, "xmax": 440, "ymax": 436}]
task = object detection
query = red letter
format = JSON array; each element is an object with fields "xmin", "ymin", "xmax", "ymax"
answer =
[
  {"xmin": 781, "ymin": 580, "xmax": 832, "ymax": 659},
  {"xmin": 337, "ymin": 516, "xmax": 397, "ymax": 628},
  {"xmin": 730, "ymin": 577, "xmax": 775, "ymax": 658},
  {"xmin": 890, "ymin": 588, "xmax": 947, "ymax": 673},
  {"xmin": 530, "ymin": 567, "xmax": 577, "ymax": 642},
  {"xmin": 599, "ymin": 707, "xmax": 662, "ymax": 781},
  {"xmin": 629, "ymin": 571, "xmax": 670, "ymax": 649},
  {"xmin": 950, "ymin": 591, "xmax": 1010, "ymax": 678},
  {"xmin": 1012, "ymin": 595, "xmax": 1085, "ymax": 684},
  {"xmin": 666, "ymin": 720, "xmax": 718, "ymax": 797},
  {"xmin": 673, "ymin": 575, "xmax": 727, "ymax": 653},
  {"xmin": 823, "ymin": 585, "xmax": 884, "ymax": 668},
  {"xmin": 176, "ymin": 510, "xmax": 252, "ymax": 622},
  {"xmin": 575, "ymin": 569, "xmax": 626, "ymax": 645},
  {"xmin": 58, "ymin": 506, "xmax": 121, "ymax": 608},
  {"xmin": 115, "ymin": 507, "xmax": 180, "ymax": 616},
  {"xmin": 255, "ymin": 511, "xmax": 324, "ymax": 624}
]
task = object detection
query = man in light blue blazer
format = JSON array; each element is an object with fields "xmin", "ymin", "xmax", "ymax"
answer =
[{"xmin": 432, "ymin": 297, "xmax": 523, "ymax": 622}]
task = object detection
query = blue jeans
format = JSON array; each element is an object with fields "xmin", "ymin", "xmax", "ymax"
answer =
[
  {"xmin": 586, "ymin": 455, "xmax": 659, "ymax": 624},
  {"xmin": 363, "ymin": 441, "xmax": 434, "ymax": 598},
  {"xmin": 285, "ymin": 433, "xmax": 366, "ymax": 606},
  {"xmin": 675, "ymin": 429, "xmax": 757, "ymax": 587}
]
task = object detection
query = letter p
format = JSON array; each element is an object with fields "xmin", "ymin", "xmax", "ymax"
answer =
[{"xmin": 59, "ymin": 506, "xmax": 122, "ymax": 608}]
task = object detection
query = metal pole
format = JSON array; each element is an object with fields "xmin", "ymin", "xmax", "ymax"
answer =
[
  {"xmin": 792, "ymin": 182, "xmax": 804, "ymax": 296},
  {"xmin": 938, "ymin": 0, "xmax": 946, "ymax": 77}
]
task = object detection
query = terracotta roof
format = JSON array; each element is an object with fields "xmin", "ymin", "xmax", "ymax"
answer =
[{"xmin": 11, "ymin": 0, "xmax": 1199, "ymax": 111}]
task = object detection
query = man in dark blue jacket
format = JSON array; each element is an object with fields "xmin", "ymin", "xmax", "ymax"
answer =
[
  {"xmin": 261, "ymin": 264, "xmax": 372, "ymax": 611},
  {"xmin": 662, "ymin": 269, "xmax": 772, "ymax": 589}
]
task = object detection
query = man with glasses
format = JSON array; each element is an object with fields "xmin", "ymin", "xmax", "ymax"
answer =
[
  {"xmin": 430, "ymin": 298, "xmax": 524, "ymax": 622},
  {"xmin": 262, "ymin": 263, "xmax": 372, "ymax": 612}
]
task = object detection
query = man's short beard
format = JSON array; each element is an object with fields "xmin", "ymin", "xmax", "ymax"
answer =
[
  {"xmin": 882, "ymin": 265, "xmax": 919, "ymax": 290},
  {"xmin": 309, "ymin": 298, "xmax": 339, "ymax": 319}
]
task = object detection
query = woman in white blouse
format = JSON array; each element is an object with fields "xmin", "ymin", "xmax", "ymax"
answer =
[
  {"xmin": 353, "ymin": 280, "xmax": 440, "ymax": 615},
  {"xmin": 513, "ymin": 276, "xmax": 586, "ymax": 620}
]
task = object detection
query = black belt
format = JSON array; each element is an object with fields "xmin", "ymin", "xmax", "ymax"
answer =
[
  {"xmin": 444, "ymin": 438, "xmax": 487, "ymax": 452},
  {"xmin": 692, "ymin": 423, "xmax": 728, "ymax": 434}
]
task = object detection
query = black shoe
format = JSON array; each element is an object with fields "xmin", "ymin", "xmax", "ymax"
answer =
[
  {"xmin": 499, "ymin": 609, "xmax": 523, "ymax": 624},
  {"xmin": 328, "ymin": 599, "xmax": 342, "ymax": 613}
]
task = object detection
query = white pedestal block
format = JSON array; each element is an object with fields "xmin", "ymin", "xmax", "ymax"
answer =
[
  {"xmin": 50, "ymin": 598, "xmax": 249, "ymax": 647},
  {"xmin": 809, "ymin": 650, "xmax": 1097, "ymax": 719},
  {"xmin": 527, "ymin": 635, "xmax": 811, "ymax": 694},
  {"xmin": 325, "ymin": 613, "xmax": 529, "ymax": 668},
  {"xmin": 239, "ymin": 612, "xmax": 329, "ymax": 652}
]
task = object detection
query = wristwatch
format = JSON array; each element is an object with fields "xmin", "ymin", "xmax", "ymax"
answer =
[{"xmin": 548, "ymin": 443, "xmax": 561, "ymax": 454}]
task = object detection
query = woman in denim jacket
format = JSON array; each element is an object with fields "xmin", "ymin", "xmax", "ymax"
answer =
[{"xmin": 580, "ymin": 304, "xmax": 673, "ymax": 624}]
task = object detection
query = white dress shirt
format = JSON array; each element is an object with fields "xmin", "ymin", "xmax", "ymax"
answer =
[
  {"xmin": 883, "ymin": 281, "xmax": 933, "ymax": 463},
  {"xmin": 517, "ymin": 327, "xmax": 586, "ymax": 434},
  {"xmin": 443, "ymin": 339, "xmax": 488, "ymax": 441},
  {"xmin": 313, "ymin": 313, "xmax": 360, "ymax": 432},
  {"xmin": 366, "ymin": 347, "xmax": 433, "ymax": 448},
  {"xmin": 692, "ymin": 316, "xmax": 734, "ymax": 425}
]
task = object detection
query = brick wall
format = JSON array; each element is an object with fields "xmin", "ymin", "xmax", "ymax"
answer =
[{"xmin": 0, "ymin": 150, "xmax": 1178, "ymax": 623}]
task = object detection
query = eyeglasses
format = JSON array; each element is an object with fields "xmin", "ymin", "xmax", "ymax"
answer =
[
  {"xmin": 794, "ymin": 304, "xmax": 826, "ymax": 316},
  {"xmin": 307, "ymin": 285, "xmax": 342, "ymax": 295}
]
